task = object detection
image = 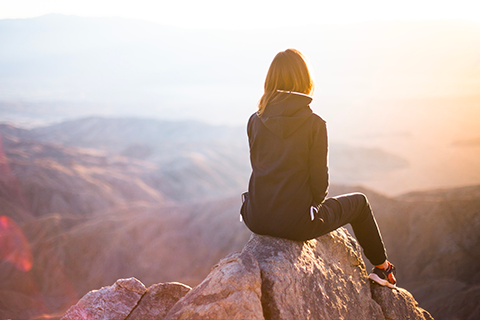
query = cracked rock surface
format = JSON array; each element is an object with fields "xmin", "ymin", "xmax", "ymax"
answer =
[
  {"xmin": 61, "ymin": 278, "xmax": 146, "ymax": 320},
  {"xmin": 62, "ymin": 228, "xmax": 434, "ymax": 320}
]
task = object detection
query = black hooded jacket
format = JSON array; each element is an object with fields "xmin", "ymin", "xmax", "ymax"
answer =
[{"xmin": 241, "ymin": 91, "xmax": 329, "ymax": 239}]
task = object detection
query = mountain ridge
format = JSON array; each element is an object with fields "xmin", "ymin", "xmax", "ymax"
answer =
[{"xmin": 0, "ymin": 120, "xmax": 478, "ymax": 319}]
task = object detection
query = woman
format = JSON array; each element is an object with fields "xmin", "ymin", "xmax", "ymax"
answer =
[{"xmin": 240, "ymin": 49, "xmax": 396, "ymax": 288}]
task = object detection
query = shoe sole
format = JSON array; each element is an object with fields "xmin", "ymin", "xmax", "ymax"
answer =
[{"xmin": 368, "ymin": 273, "xmax": 396, "ymax": 289}]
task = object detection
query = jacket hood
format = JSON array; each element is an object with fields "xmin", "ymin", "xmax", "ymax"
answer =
[{"xmin": 260, "ymin": 92, "xmax": 313, "ymax": 138}]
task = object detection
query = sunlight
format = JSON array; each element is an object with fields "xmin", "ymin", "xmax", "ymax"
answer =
[{"xmin": 1, "ymin": 0, "xmax": 479, "ymax": 29}]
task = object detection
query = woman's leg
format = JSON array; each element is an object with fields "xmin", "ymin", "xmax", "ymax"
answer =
[
  {"xmin": 287, "ymin": 192, "xmax": 395, "ymax": 286},
  {"xmin": 314, "ymin": 193, "xmax": 387, "ymax": 266}
]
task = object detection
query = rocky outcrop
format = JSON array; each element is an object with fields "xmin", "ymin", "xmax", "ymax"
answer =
[
  {"xmin": 243, "ymin": 230, "xmax": 384, "ymax": 320},
  {"xmin": 62, "ymin": 228, "xmax": 433, "ymax": 320},
  {"xmin": 371, "ymin": 285, "xmax": 434, "ymax": 320},
  {"xmin": 166, "ymin": 250, "xmax": 264, "ymax": 320},
  {"xmin": 61, "ymin": 278, "xmax": 147, "ymax": 320},
  {"xmin": 61, "ymin": 278, "xmax": 191, "ymax": 320},
  {"xmin": 126, "ymin": 282, "xmax": 191, "ymax": 319}
]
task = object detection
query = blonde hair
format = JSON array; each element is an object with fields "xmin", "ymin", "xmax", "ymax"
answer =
[{"xmin": 257, "ymin": 49, "xmax": 314, "ymax": 116}]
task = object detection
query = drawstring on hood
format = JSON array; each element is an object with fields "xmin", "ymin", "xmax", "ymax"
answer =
[{"xmin": 260, "ymin": 91, "xmax": 313, "ymax": 139}]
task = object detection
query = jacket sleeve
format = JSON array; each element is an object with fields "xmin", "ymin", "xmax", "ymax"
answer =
[
  {"xmin": 308, "ymin": 119, "xmax": 329, "ymax": 204},
  {"xmin": 247, "ymin": 113, "xmax": 256, "ymax": 148}
]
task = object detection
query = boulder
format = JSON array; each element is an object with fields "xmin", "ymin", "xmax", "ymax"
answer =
[
  {"xmin": 165, "ymin": 250, "xmax": 264, "ymax": 320},
  {"xmin": 166, "ymin": 228, "xmax": 432, "ymax": 320},
  {"xmin": 126, "ymin": 282, "xmax": 191, "ymax": 319},
  {"xmin": 61, "ymin": 279, "xmax": 191, "ymax": 320},
  {"xmin": 371, "ymin": 285, "xmax": 434, "ymax": 320},
  {"xmin": 245, "ymin": 229, "xmax": 384, "ymax": 320},
  {"xmin": 61, "ymin": 278, "xmax": 146, "ymax": 320},
  {"xmin": 61, "ymin": 228, "xmax": 434, "ymax": 320}
]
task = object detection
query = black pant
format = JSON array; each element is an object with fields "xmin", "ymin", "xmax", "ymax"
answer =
[{"xmin": 287, "ymin": 193, "xmax": 387, "ymax": 266}]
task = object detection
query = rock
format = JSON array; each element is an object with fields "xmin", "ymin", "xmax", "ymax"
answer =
[
  {"xmin": 61, "ymin": 278, "xmax": 146, "ymax": 320},
  {"xmin": 61, "ymin": 279, "xmax": 192, "ymax": 320},
  {"xmin": 245, "ymin": 229, "xmax": 384, "ymax": 320},
  {"xmin": 126, "ymin": 282, "xmax": 191, "ymax": 319},
  {"xmin": 371, "ymin": 285, "xmax": 434, "ymax": 320},
  {"xmin": 165, "ymin": 228, "xmax": 433, "ymax": 320},
  {"xmin": 165, "ymin": 250, "xmax": 264, "ymax": 320},
  {"xmin": 61, "ymin": 229, "xmax": 434, "ymax": 320},
  {"xmin": 244, "ymin": 229, "xmax": 433, "ymax": 320}
]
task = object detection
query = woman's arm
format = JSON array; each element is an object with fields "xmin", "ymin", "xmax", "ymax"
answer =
[{"xmin": 308, "ymin": 119, "xmax": 329, "ymax": 204}]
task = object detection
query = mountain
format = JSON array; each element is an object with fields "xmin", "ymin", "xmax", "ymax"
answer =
[
  {"xmin": 0, "ymin": 117, "xmax": 409, "ymax": 200},
  {"xmin": 383, "ymin": 186, "xmax": 480, "ymax": 320},
  {"xmin": 0, "ymin": 120, "xmax": 252, "ymax": 319},
  {"xmin": 0, "ymin": 119, "xmax": 250, "ymax": 202},
  {"xmin": 0, "ymin": 128, "xmax": 167, "ymax": 219},
  {"xmin": 0, "ymin": 119, "xmax": 478, "ymax": 319}
]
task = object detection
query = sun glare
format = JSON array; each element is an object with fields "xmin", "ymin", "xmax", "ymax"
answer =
[{"xmin": 0, "ymin": 216, "xmax": 33, "ymax": 272}]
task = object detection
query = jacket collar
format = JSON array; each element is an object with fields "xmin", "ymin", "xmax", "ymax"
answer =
[
  {"xmin": 260, "ymin": 91, "xmax": 313, "ymax": 138},
  {"xmin": 276, "ymin": 90, "xmax": 312, "ymax": 99}
]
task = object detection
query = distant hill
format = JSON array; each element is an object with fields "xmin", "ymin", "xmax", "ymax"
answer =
[
  {"xmin": 0, "ymin": 117, "xmax": 409, "ymax": 201},
  {"xmin": 0, "ymin": 129, "xmax": 167, "ymax": 219}
]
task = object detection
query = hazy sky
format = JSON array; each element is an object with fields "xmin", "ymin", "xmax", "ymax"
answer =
[{"xmin": 1, "ymin": 0, "xmax": 479, "ymax": 29}]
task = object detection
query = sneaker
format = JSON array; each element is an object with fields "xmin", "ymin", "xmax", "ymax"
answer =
[{"xmin": 368, "ymin": 262, "xmax": 397, "ymax": 288}]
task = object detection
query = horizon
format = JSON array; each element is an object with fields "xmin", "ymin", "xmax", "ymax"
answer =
[{"xmin": 0, "ymin": 13, "xmax": 479, "ymax": 195}]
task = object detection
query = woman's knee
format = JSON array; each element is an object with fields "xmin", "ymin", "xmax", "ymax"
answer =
[
  {"xmin": 350, "ymin": 193, "xmax": 373, "ymax": 221},
  {"xmin": 350, "ymin": 192, "xmax": 369, "ymax": 207}
]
